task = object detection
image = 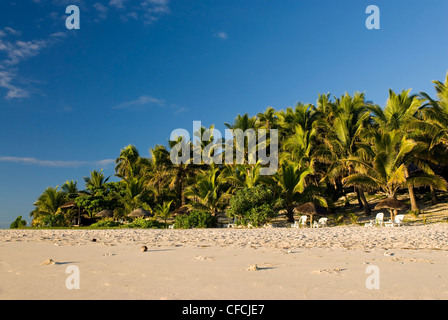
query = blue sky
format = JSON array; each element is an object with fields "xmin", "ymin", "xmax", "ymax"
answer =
[{"xmin": 1, "ymin": 0, "xmax": 448, "ymax": 225}]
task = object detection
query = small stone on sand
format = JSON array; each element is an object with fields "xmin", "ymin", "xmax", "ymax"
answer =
[
  {"xmin": 41, "ymin": 259, "xmax": 55, "ymax": 266},
  {"xmin": 141, "ymin": 246, "xmax": 148, "ymax": 252},
  {"xmin": 247, "ymin": 264, "xmax": 259, "ymax": 271}
]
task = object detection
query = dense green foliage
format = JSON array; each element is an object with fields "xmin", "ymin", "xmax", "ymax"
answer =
[
  {"xmin": 227, "ymin": 185, "xmax": 280, "ymax": 227},
  {"xmin": 10, "ymin": 216, "xmax": 27, "ymax": 229},
  {"xmin": 174, "ymin": 211, "xmax": 217, "ymax": 229},
  {"xmin": 25, "ymin": 72, "xmax": 448, "ymax": 228}
]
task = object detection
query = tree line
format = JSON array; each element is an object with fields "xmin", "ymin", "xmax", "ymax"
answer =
[{"xmin": 28, "ymin": 72, "xmax": 448, "ymax": 228}]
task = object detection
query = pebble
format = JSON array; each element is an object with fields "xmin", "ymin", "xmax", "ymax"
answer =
[
  {"xmin": 40, "ymin": 259, "xmax": 55, "ymax": 266},
  {"xmin": 247, "ymin": 264, "xmax": 259, "ymax": 271}
]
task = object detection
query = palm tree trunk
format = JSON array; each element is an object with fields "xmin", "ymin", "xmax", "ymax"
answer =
[
  {"xmin": 286, "ymin": 206, "xmax": 295, "ymax": 223},
  {"xmin": 180, "ymin": 176, "xmax": 186, "ymax": 207},
  {"xmin": 404, "ymin": 166, "xmax": 419, "ymax": 211},
  {"xmin": 355, "ymin": 187, "xmax": 363, "ymax": 209},
  {"xmin": 430, "ymin": 185, "xmax": 438, "ymax": 204},
  {"xmin": 357, "ymin": 187, "xmax": 371, "ymax": 215}
]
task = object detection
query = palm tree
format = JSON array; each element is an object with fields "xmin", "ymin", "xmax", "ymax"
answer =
[
  {"xmin": 281, "ymin": 124, "xmax": 317, "ymax": 168},
  {"xmin": 115, "ymin": 145, "xmax": 150, "ymax": 180},
  {"xmin": 257, "ymin": 107, "xmax": 278, "ymax": 131},
  {"xmin": 115, "ymin": 177, "xmax": 152, "ymax": 218},
  {"xmin": 277, "ymin": 102, "xmax": 318, "ymax": 134},
  {"xmin": 369, "ymin": 89, "xmax": 433, "ymax": 211},
  {"xmin": 343, "ymin": 131, "xmax": 447, "ymax": 219},
  {"xmin": 419, "ymin": 72, "xmax": 448, "ymax": 148},
  {"xmin": 185, "ymin": 166, "xmax": 230, "ymax": 216},
  {"xmin": 369, "ymin": 89, "xmax": 422, "ymax": 132},
  {"xmin": 272, "ymin": 162, "xmax": 313, "ymax": 223},
  {"xmin": 167, "ymin": 138, "xmax": 204, "ymax": 207},
  {"xmin": 30, "ymin": 186, "xmax": 68, "ymax": 222},
  {"xmin": 62, "ymin": 180, "xmax": 78, "ymax": 199},
  {"xmin": 321, "ymin": 92, "xmax": 372, "ymax": 214},
  {"xmin": 224, "ymin": 113, "xmax": 258, "ymax": 132},
  {"xmin": 155, "ymin": 200, "xmax": 174, "ymax": 228},
  {"xmin": 84, "ymin": 169, "xmax": 110, "ymax": 192}
]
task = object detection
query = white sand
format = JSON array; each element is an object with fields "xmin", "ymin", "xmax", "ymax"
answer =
[{"xmin": 1, "ymin": 224, "xmax": 448, "ymax": 300}]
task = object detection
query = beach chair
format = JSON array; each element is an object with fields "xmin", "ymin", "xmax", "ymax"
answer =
[
  {"xmin": 319, "ymin": 217, "xmax": 328, "ymax": 228},
  {"xmin": 385, "ymin": 214, "xmax": 404, "ymax": 227},
  {"xmin": 293, "ymin": 215, "xmax": 307, "ymax": 228},
  {"xmin": 312, "ymin": 218, "xmax": 328, "ymax": 228},
  {"xmin": 365, "ymin": 213, "xmax": 384, "ymax": 227}
]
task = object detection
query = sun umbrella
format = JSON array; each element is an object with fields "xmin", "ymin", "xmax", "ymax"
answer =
[
  {"xmin": 375, "ymin": 198, "xmax": 407, "ymax": 220},
  {"xmin": 95, "ymin": 210, "xmax": 114, "ymax": 218},
  {"xmin": 293, "ymin": 202, "xmax": 328, "ymax": 227},
  {"xmin": 128, "ymin": 208, "xmax": 151, "ymax": 218}
]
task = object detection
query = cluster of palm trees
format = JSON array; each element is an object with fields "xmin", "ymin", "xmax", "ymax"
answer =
[{"xmin": 30, "ymin": 72, "xmax": 448, "ymax": 227}]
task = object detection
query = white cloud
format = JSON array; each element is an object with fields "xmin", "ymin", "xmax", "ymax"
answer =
[
  {"xmin": 0, "ymin": 27, "xmax": 66, "ymax": 99},
  {"xmin": 0, "ymin": 156, "xmax": 115, "ymax": 168},
  {"xmin": 109, "ymin": 0, "xmax": 127, "ymax": 9},
  {"xmin": 93, "ymin": 2, "xmax": 109, "ymax": 21},
  {"xmin": 112, "ymin": 95, "xmax": 164, "ymax": 109},
  {"xmin": 215, "ymin": 32, "xmax": 228, "ymax": 40}
]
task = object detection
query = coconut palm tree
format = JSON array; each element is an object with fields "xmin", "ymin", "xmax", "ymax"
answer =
[
  {"xmin": 419, "ymin": 73, "xmax": 448, "ymax": 149},
  {"xmin": 84, "ymin": 169, "xmax": 110, "ymax": 192},
  {"xmin": 115, "ymin": 177, "xmax": 152, "ymax": 218},
  {"xmin": 62, "ymin": 180, "xmax": 79, "ymax": 199},
  {"xmin": 272, "ymin": 162, "xmax": 313, "ymax": 223},
  {"xmin": 320, "ymin": 92, "xmax": 372, "ymax": 214},
  {"xmin": 368, "ymin": 89, "xmax": 436, "ymax": 211},
  {"xmin": 30, "ymin": 186, "xmax": 68, "ymax": 221},
  {"xmin": 155, "ymin": 200, "xmax": 174, "ymax": 228},
  {"xmin": 115, "ymin": 145, "xmax": 141, "ymax": 179},
  {"xmin": 343, "ymin": 130, "xmax": 447, "ymax": 219},
  {"xmin": 185, "ymin": 166, "xmax": 230, "ymax": 216},
  {"xmin": 257, "ymin": 107, "xmax": 279, "ymax": 131}
]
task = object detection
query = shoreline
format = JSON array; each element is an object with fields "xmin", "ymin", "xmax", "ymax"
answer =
[{"xmin": 1, "ymin": 225, "xmax": 448, "ymax": 300}]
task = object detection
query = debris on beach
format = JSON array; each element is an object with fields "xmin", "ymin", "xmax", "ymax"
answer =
[
  {"xmin": 195, "ymin": 255, "xmax": 215, "ymax": 262},
  {"xmin": 40, "ymin": 258, "xmax": 55, "ymax": 266},
  {"xmin": 141, "ymin": 246, "xmax": 148, "ymax": 252},
  {"xmin": 247, "ymin": 264, "xmax": 259, "ymax": 271}
]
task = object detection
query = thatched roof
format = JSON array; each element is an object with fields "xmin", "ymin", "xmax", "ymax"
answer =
[
  {"xmin": 375, "ymin": 198, "xmax": 407, "ymax": 210},
  {"xmin": 95, "ymin": 210, "xmax": 114, "ymax": 218},
  {"xmin": 60, "ymin": 201, "xmax": 77, "ymax": 209},
  {"xmin": 293, "ymin": 202, "xmax": 328, "ymax": 215},
  {"xmin": 128, "ymin": 208, "xmax": 151, "ymax": 217},
  {"xmin": 173, "ymin": 206, "xmax": 189, "ymax": 216}
]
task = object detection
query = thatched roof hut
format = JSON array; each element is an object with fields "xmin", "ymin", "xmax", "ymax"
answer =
[
  {"xmin": 95, "ymin": 210, "xmax": 114, "ymax": 218},
  {"xmin": 375, "ymin": 198, "xmax": 407, "ymax": 211},
  {"xmin": 128, "ymin": 208, "xmax": 151, "ymax": 218}
]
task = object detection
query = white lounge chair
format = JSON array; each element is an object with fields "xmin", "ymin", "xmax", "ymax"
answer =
[
  {"xmin": 365, "ymin": 212, "xmax": 384, "ymax": 227},
  {"xmin": 293, "ymin": 215, "xmax": 307, "ymax": 228},
  {"xmin": 385, "ymin": 214, "xmax": 404, "ymax": 227},
  {"xmin": 313, "ymin": 218, "xmax": 328, "ymax": 228}
]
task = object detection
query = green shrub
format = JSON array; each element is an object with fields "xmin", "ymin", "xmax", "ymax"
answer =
[
  {"xmin": 90, "ymin": 219, "xmax": 121, "ymax": 228},
  {"xmin": 10, "ymin": 216, "xmax": 27, "ymax": 229},
  {"xmin": 37, "ymin": 214, "xmax": 70, "ymax": 228},
  {"xmin": 123, "ymin": 218, "xmax": 164, "ymax": 229},
  {"xmin": 174, "ymin": 210, "xmax": 217, "ymax": 229},
  {"xmin": 227, "ymin": 185, "xmax": 279, "ymax": 227}
]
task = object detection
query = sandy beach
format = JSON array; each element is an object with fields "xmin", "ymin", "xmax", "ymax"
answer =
[{"xmin": 1, "ymin": 224, "xmax": 448, "ymax": 300}]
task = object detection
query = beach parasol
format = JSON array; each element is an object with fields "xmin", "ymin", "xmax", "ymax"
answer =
[
  {"xmin": 375, "ymin": 198, "xmax": 407, "ymax": 220},
  {"xmin": 95, "ymin": 210, "xmax": 114, "ymax": 218},
  {"xmin": 293, "ymin": 202, "xmax": 328, "ymax": 227},
  {"xmin": 128, "ymin": 208, "xmax": 151, "ymax": 218}
]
